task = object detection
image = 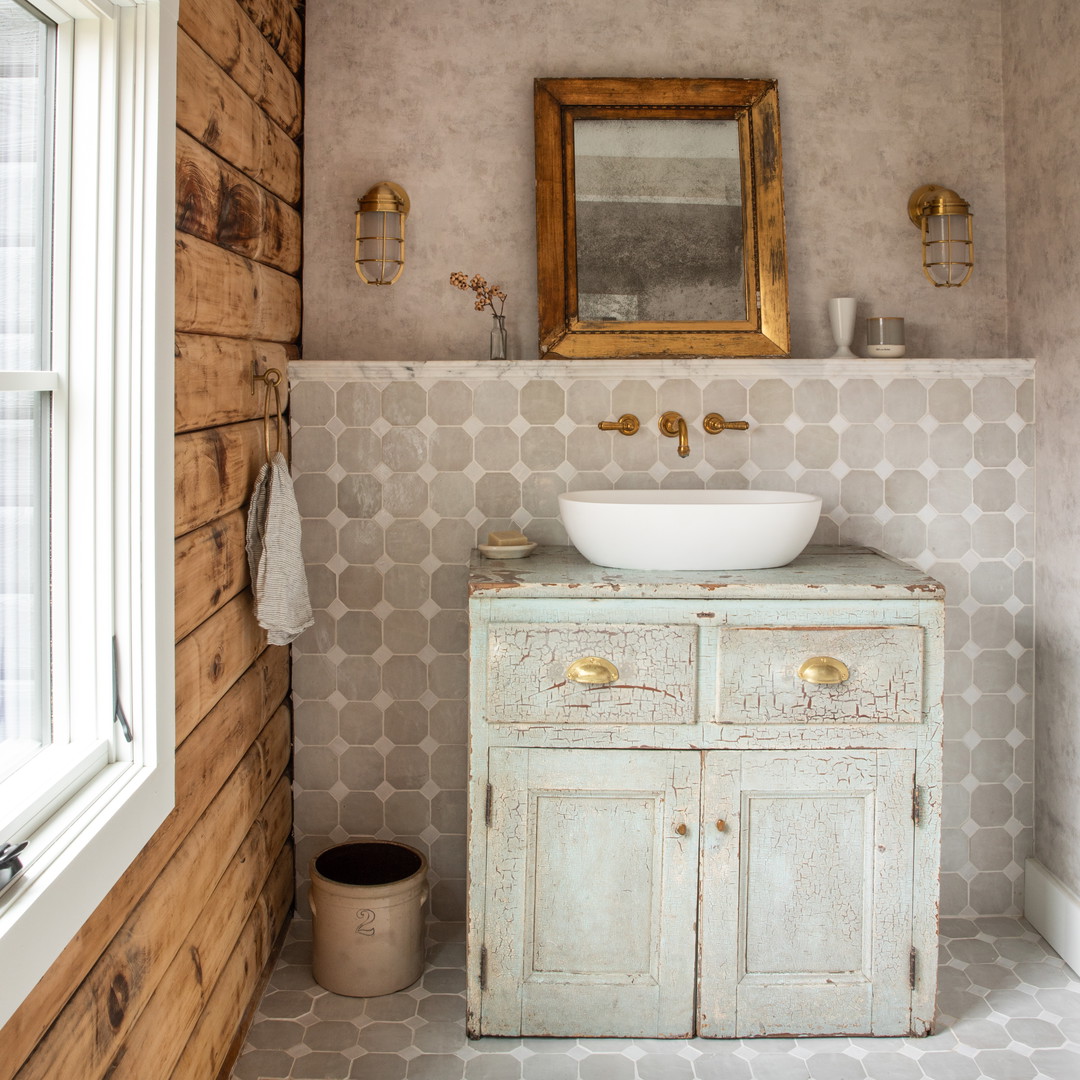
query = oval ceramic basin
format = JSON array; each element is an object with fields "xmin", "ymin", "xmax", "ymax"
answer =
[{"xmin": 558, "ymin": 489, "xmax": 823, "ymax": 571}]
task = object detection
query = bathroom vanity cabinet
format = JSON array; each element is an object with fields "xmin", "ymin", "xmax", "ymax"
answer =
[{"xmin": 466, "ymin": 547, "xmax": 944, "ymax": 1040}]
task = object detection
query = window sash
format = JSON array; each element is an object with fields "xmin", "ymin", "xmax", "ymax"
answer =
[{"xmin": 0, "ymin": 0, "xmax": 175, "ymax": 1028}]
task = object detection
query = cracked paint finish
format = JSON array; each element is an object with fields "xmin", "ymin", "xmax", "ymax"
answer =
[
  {"xmin": 467, "ymin": 550, "xmax": 943, "ymax": 1039},
  {"xmin": 485, "ymin": 622, "xmax": 697, "ymax": 725},
  {"xmin": 718, "ymin": 625, "xmax": 924, "ymax": 724}
]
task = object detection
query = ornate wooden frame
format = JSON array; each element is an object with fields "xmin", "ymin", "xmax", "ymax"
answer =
[{"xmin": 534, "ymin": 77, "xmax": 789, "ymax": 359}]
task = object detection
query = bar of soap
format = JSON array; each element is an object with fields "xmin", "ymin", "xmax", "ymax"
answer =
[{"xmin": 487, "ymin": 530, "xmax": 529, "ymax": 547}]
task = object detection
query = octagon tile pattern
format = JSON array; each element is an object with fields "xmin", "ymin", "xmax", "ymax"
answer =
[{"xmin": 231, "ymin": 918, "xmax": 1079, "ymax": 1080}]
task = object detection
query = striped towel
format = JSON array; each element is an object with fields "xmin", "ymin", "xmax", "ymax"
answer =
[{"xmin": 246, "ymin": 452, "xmax": 314, "ymax": 646}]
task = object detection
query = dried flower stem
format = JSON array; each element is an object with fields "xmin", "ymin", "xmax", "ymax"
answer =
[{"xmin": 450, "ymin": 271, "xmax": 507, "ymax": 315}]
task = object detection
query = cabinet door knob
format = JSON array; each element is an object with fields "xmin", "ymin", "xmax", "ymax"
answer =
[
  {"xmin": 797, "ymin": 655, "xmax": 850, "ymax": 685},
  {"xmin": 716, "ymin": 819, "xmax": 726, "ymax": 832},
  {"xmin": 675, "ymin": 822, "xmax": 688, "ymax": 836},
  {"xmin": 565, "ymin": 656, "xmax": 619, "ymax": 685}
]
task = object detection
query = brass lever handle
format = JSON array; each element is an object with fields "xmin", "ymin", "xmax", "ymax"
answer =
[
  {"xmin": 598, "ymin": 413, "xmax": 640, "ymax": 436},
  {"xmin": 797, "ymin": 656, "xmax": 851, "ymax": 685},
  {"xmin": 703, "ymin": 412, "xmax": 750, "ymax": 434},
  {"xmin": 566, "ymin": 656, "xmax": 620, "ymax": 686}
]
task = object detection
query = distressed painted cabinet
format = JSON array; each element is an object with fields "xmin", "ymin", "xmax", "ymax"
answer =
[{"xmin": 467, "ymin": 547, "xmax": 944, "ymax": 1040}]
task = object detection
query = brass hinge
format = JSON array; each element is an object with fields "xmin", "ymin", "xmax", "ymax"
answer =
[
  {"xmin": 480, "ymin": 944, "xmax": 489, "ymax": 991},
  {"xmin": 912, "ymin": 780, "xmax": 922, "ymax": 826},
  {"xmin": 485, "ymin": 783, "xmax": 493, "ymax": 827},
  {"xmin": 909, "ymin": 947, "xmax": 917, "ymax": 989}
]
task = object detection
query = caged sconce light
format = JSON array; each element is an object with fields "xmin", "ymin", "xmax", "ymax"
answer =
[
  {"xmin": 354, "ymin": 181, "xmax": 410, "ymax": 285},
  {"xmin": 908, "ymin": 184, "xmax": 973, "ymax": 287}
]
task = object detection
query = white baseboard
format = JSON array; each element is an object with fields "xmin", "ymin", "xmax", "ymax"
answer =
[{"xmin": 1025, "ymin": 858, "xmax": 1080, "ymax": 976}]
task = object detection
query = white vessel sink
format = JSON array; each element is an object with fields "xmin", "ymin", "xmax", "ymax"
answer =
[{"xmin": 558, "ymin": 489, "xmax": 823, "ymax": 571}]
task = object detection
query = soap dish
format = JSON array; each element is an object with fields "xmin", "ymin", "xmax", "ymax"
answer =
[{"xmin": 478, "ymin": 542, "xmax": 537, "ymax": 560}]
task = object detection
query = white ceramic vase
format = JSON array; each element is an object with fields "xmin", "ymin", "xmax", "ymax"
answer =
[{"xmin": 828, "ymin": 297, "xmax": 857, "ymax": 358}]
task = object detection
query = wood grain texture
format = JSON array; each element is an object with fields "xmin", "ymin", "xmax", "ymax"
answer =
[
  {"xmin": 174, "ymin": 420, "xmax": 266, "ymax": 538},
  {"xmin": 175, "ymin": 331, "xmax": 296, "ymax": 434},
  {"xmin": 233, "ymin": 0, "xmax": 302, "ymax": 74},
  {"xmin": 175, "ymin": 510, "xmax": 250, "ymax": 641},
  {"xmin": 9, "ymin": 709, "xmax": 290, "ymax": 1080},
  {"xmin": 176, "ymin": 29, "xmax": 300, "ymax": 204},
  {"xmin": 175, "ymin": 231, "xmax": 301, "ymax": 342},
  {"xmin": 166, "ymin": 845, "xmax": 291, "ymax": 1080},
  {"xmin": 179, "ymin": 0, "xmax": 301, "ymax": 138},
  {"xmin": 103, "ymin": 793, "xmax": 292, "ymax": 1080},
  {"xmin": 176, "ymin": 132, "xmax": 301, "ymax": 274},
  {"xmin": 175, "ymin": 589, "xmax": 266, "ymax": 744}
]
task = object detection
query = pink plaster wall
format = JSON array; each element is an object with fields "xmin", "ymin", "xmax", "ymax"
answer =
[{"xmin": 302, "ymin": 0, "xmax": 1007, "ymax": 363}]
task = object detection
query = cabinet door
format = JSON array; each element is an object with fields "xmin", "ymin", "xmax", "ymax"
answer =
[
  {"xmin": 699, "ymin": 750, "xmax": 915, "ymax": 1037},
  {"xmin": 482, "ymin": 748, "xmax": 699, "ymax": 1037}
]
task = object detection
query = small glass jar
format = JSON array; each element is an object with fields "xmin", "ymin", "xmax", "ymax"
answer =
[{"xmin": 866, "ymin": 316, "xmax": 905, "ymax": 358}]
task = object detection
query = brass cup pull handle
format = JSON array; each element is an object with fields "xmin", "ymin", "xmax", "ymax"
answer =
[
  {"xmin": 675, "ymin": 823, "xmax": 688, "ymax": 836},
  {"xmin": 598, "ymin": 413, "xmax": 640, "ymax": 436},
  {"xmin": 798, "ymin": 656, "xmax": 851, "ymax": 685},
  {"xmin": 703, "ymin": 412, "xmax": 750, "ymax": 434},
  {"xmin": 566, "ymin": 656, "xmax": 620, "ymax": 686}
]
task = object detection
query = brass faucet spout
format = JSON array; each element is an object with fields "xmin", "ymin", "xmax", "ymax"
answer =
[{"xmin": 659, "ymin": 411, "xmax": 690, "ymax": 457}]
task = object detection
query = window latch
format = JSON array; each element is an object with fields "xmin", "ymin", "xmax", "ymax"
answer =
[
  {"xmin": 112, "ymin": 636, "xmax": 133, "ymax": 744},
  {"xmin": 0, "ymin": 841, "xmax": 28, "ymax": 890}
]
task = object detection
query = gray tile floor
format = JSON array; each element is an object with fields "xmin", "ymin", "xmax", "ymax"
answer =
[{"xmin": 231, "ymin": 918, "xmax": 1080, "ymax": 1080}]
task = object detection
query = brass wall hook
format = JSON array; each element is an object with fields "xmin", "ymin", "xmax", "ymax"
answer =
[{"xmin": 703, "ymin": 412, "xmax": 750, "ymax": 435}]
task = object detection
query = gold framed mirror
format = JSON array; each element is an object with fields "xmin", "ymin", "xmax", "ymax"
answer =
[{"xmin": 535, "ymin": 77, "xmax": 789, "ymax": 359}]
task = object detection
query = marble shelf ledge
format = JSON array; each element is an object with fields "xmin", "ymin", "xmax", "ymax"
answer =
[{"xmin": 288, "ymin": 357, "xmax": 1035, "ymax": 383}]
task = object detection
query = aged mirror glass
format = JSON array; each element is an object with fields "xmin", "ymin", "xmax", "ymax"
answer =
[{"xmin": 535, "ymin": 78, "xmax": 789, "ymax": 359}]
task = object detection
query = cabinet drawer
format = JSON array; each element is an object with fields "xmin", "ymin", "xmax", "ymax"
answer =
[
  {"xmin": 484, "ymin": 622, "xmax": 697, "ymax": 725},
  {"xmin": 717, "ymin": 625, "xmax": 924, "ymax": 724}
]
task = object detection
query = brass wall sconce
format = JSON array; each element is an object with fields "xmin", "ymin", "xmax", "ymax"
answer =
[
  {"xmin": 355, "ymin": 181, "xmax": 410, "ymax": 285},
  {"xmin": 908, "ymin": 184, "xmax": 973, "ymax": 287}
]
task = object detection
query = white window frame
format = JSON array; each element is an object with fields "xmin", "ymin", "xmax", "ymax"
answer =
[{"xmin": 0, "ymin": 0, "xmax": 175, "ymax": 1026}]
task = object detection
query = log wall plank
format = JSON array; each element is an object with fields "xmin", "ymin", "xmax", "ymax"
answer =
[
  {"xmin": 175, "ymin": 590, "xmax": 266, "ymax": 744},
  {"xmin": 105, "ymin": 838, "xmax": 293, "ymax": 1080},
  {"xmin": 174, "ymin": 510, "xmax": 250, "ymax": 640},
  {"xmin": 174, "ymin": 419, "xmax": 265, "ymax": 538},
  {"xmin": 176, "ymin": 29, "xmax": 300, "ymax": 203},
  {"xmin": 233, "ymin": 0, "xmax": 303, "ymax": 74},
  {"xmin": 179, "ymin": 0, "xmax": 301, "ymax": 138},
  {"xmin": 175, "ymin": 332, "xmax": 296, "ymax": 434},
  {"xmin": 167, "ymin": 846, "xmax": 293, "ymax": 1080},
  {"xmin": 176, "ymin": 131, "xmax": 301, "ymax": 274},
  {"xmin": 176, "ymin": 231, "xmax": 302, "ymax": 342}
]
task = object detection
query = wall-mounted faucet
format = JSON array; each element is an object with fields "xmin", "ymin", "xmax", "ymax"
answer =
[{"xmin": 659, "ymin": 411, "xmax": 690, "ymax": 457}]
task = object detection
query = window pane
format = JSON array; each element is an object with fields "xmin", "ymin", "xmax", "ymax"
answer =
[
  {"xmin": 0, "ymin": 391, "xmax": 47, "ymax": 777},
  {"xmin": 0, "ymin": 0, "xmax": 52, "ymax": 779},
  {"xmin": 0, "ymin": 0, "xmax": 51, "ymax": 372}
]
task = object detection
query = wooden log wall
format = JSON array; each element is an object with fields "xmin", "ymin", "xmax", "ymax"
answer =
[{"xmin": 1, "ymin": 1, "xmax": 303, "ymax": 1077}]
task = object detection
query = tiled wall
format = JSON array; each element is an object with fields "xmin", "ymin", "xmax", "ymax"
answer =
[{"xmin": 289, "ymin": 358, "xmax": 1034, "ymax": 922}]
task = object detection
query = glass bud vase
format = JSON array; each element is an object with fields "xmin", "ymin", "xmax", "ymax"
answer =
[{"xmin": 489, "ymin": 313, "xmax": 507, "ymax": 362}]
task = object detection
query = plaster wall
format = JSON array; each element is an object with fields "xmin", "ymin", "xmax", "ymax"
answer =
[
  {"xmin": 303, "ymin": 0, "xmax": 1007, "ymax": 363},
  {"xmin": 1004, "ymin": 0, "xmax": 1080, "ymax": 897}
]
